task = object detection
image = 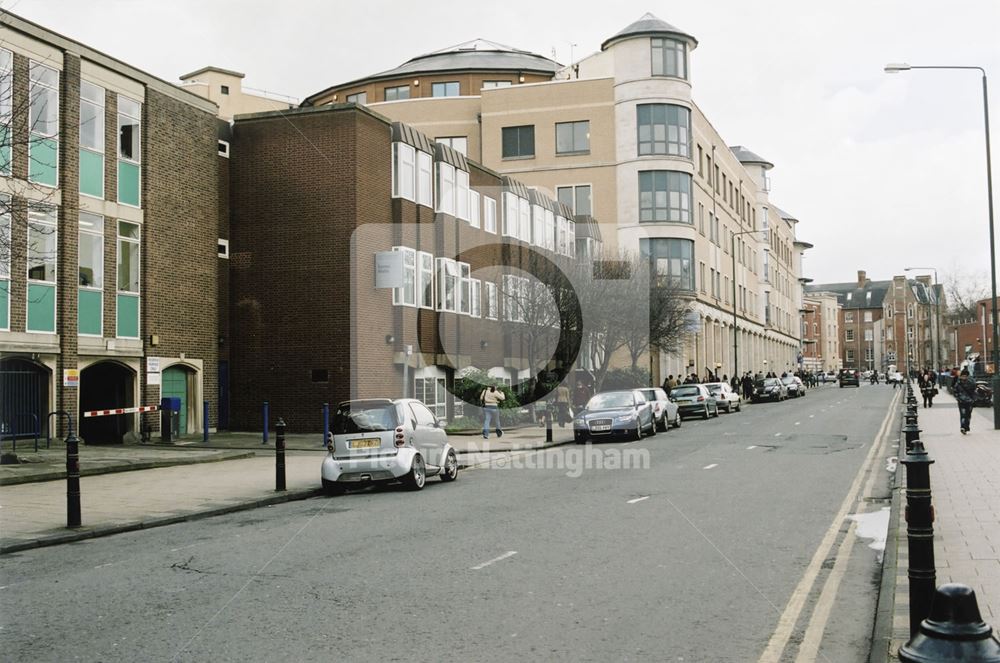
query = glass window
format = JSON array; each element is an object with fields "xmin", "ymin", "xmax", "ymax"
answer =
[
  {"xmin": 29, "ymin": 62, "xmax": 59, "ymax": 136},
  {"xmin": 482, "ymin": 80, "xmax": 512, "ymax": 90},
  {"xmin": 637, "ymin": 104, "xmax": 690, "ymax": 156},
  {"xmin": 651, "ymin": 38, "xmax": 687, "ymax": 78},
  {"xmin": 544, "ymin": 209, "xmax": 555, "ymax": 252},
  {"xmin": 346, "ymin": 92, "xmax": 367, "ymax": 105},
  {"xmin": 518, "ymin": 197, "xmax": 531, "ymax": 243},
  {"xmin": 436, "ymin": 162, "xmax": 456, "ymax": 215},
  {"xmin": 416, "ymin": 151, "xmax": 433, "ymax": 207},
  {"xmin": 484, "ymin": 196, "xmax": 497, "ymax": 234},
  {"xmin": 502, "ymin": 125, "xmax": 534, "ymax": 159},
  {"xmin": 640, "ymin": 238, "xmax": 694, "ymax": 290},
  {"xmin": 437, "ymin": 258, "xmax": 458, "ymax": 312},
  {"xmin": 418, "ymin": 251, "xmax": 434, "ymax": 309},
  {"xmin": 431, "ymin": 82, "xmax": 460, "ymax": 97},
  {"xmin": 638, "ymin": 171, "xmax": 691, "ymax": 223},
  {"xmin": 392, "ymin": 143, "xmax": 416, "ymax": 201},
  {"xmin": 459, "ymin": 262, "xmax": 471, "ymax": 315},
  {"xmin": 484, "ymin": 282, "xmax": 498, "ymax": 319},
  {"xmin": 470, "ymin": 278, "xmax": 481, "ymax": 318},
  {"xmin": 118, "ymin": 96, "xmax": 141, "ymax": 162},
  {"xmin": 0, "ymin": 50, "xmax": 12, "ymax": 175},
  {"xmin": 531, "ymin": 205, "xmax": 545, "ymax": 247},
  {"xmin": 555, "ymin": 121, "xmax": 589, "ymax": 154},
  {"xmin": 436, "ymin": 136, "xmax": 467, "ymax": 156},
  {"xmin": 80, "ymin": 81, "xmax": 105, "ymax": 151},
  {"xmin": 502, "ymin": 192, "xmax": 518, "ymax": 238},
  {"xmin": 392, "ymin": 246, "xmax": 416, "ymax": 307},
  {"xmin": 79, "ymin": 212, "xmax": 103, "ymax": 288},
  {"xmin": 0, "ymin": 194, "xmax": 9, "ymax": 279},
  {"xmin": 27, "ymin": 204, "xmax": 57, "ymax": 282},
  {"xmin": 117, "ymin": 221, "xmax": 140, "ymax": 293},
  {"xmin": 455, "ymin": 169, "xmax": 469, "ymax": 220},
  {"xmin": 556, "ymin": 185, "xmax": 592, "ymax": 216},
  {"xmin": 384, "ymin": 85, "xmax": 410, "ymax": 101},
  {"xmin": 469, "ymin": 190, "xmax": 481, "ymax": 228}
]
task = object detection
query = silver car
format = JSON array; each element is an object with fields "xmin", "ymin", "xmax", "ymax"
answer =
[
  {"xmin": 669, "ymin": 384, "xmax": 720, "ymax": 419},
  {"xmin": 573, "ymin": 390, "xmax": 656, "ymax": 442},
  {"xmin": 703, "ymin": 382, "xmax": 742, "ymax": 413},
  {"xmin": 638, "ymin": 387, "xmax": 681, "ymax": 430},
  {"xmin": 321, "ymin": 399, "xmax": 458, "ymax": 494}
]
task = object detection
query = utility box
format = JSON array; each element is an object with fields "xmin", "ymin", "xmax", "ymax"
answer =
[{"xmin": 161, "ymin": 397, "xmax": 181, "ymax": 442}]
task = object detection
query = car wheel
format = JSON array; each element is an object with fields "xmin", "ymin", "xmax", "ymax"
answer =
[
  {"xmin": 702, "ymin": 406, "xmax": 710, "ymax": 420},
  {"xmin": 713, "ymin": 404, "xmax": 720, "ymax": 417},
  {"xmin": 629, "ymin": 426, "xmax": 641, "ymax": 442},
  {"xmin": 672, "ymin": 412, "xmax": 682, "ymax": 428},
  {"xmin": 440, "ymin": 449, "xmax": 458, "ymax": 482},
  {"xmin": 735, "ymin": 400, "xmax": 742, "ymax": 412},
  {"xmin": 401, "ymin": 454, "xmax": 426, "ymax": 491},
  {"xmin": 657, "ymin": 414, "xmax": 667, "ymax": 432},
  {"xmin": 647, "ymin": 417, "xmax": 656, "ymax": 436},
  {"xmin": 322, "ymin": 478, "xmax": 345, "ymax": 496}
]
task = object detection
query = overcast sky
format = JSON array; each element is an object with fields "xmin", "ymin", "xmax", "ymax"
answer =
[{"xmin": 9, "ymin": 0, "xmax": 999, "ymax": 287}]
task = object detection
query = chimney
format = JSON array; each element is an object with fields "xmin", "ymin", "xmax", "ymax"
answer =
[{"xmin": 857, "ymin": 270, "xmax": 867, "ymax": 288}]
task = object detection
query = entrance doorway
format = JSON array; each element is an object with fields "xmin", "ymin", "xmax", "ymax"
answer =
[
  {"xmin": 0, "ymin": 357, "xmax": 50, "ymax": 442},
  {"xmin": 80, "ymin": 361, "xmax": 135, "ymax": 444},
  {"xmin": 162, "ymin": 365, "xmax": 196, "ymax": 436}
]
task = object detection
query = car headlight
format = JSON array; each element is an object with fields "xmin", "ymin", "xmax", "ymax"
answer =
[{"xmin": 614, "ymin": 413, "xmax": 637, "ymax": 423}]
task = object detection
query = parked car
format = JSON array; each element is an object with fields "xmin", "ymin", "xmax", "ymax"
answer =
[
  {"xmin": 839, "ymin": 369, "xmax": 860, "ymax": 388},
  {"xmin": 752, "ymin": 378, "xmax": 788, "ymax": 402},
  {"xmin": 703, "ymin": 382, "xmax": 741, "ymax": 412},
  {"xmin": 669, "ymin": 384, "xmax": 720, "ymax": 419},
  {"xmin": 638, "ymin": 387, "xmax": 681, "ymax": 431},
  {"xmin": 321, "ymin": 398, "xmax": 458, "ymax": 494},
  {"xmin": 574, "ymin": 390, "xmax": 655, "ymax": 442},
  {"xmin": 781, "ymin": 375, "xmax": 805, "ymax": 398}
]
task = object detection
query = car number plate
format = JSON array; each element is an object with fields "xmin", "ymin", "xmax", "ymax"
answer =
[
  {"xmin": 591, "ymin": 424, "xmax": 611, "ymax": 432},
  {"xmin": 349, "ymin": 438, "xmax": 381, "ymax": 449}
]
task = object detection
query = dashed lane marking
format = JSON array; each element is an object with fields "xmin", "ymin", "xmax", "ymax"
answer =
[
  {"xmin": 747, "ymin": 445, "xmax": 757, "ymax": 450},
  {"xmin": 627, "ymin": 496, "xmax": 650, "ymax": 504},
  {"xmin": 471, "ymin": 551, "xmax": 518, "ymax": 570},
  {"xmin": 703, "ymin": 463, "xmax": 718, "ymax": 470}
]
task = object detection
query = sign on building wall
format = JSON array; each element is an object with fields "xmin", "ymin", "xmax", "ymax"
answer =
[
  {"xmin": 63, "ymin": 369, "xmax": 80, "ymax": 387},
  {"xmin": 374, "ymin": 251, "xmax": 404, "ymax": 289},
  {"xmin": 146, "ymin": 356, "xmax": 161, "ymax": 385}
]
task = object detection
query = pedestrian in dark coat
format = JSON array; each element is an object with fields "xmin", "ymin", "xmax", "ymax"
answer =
[{"xmin": 953, "ymin": 369, "xmax": 977, "ymax": 434}]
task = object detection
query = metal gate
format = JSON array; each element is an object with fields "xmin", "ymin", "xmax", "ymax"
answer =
[{"xmin": 0, "ymin": 368, "xmax": 47, "ymax": 443}]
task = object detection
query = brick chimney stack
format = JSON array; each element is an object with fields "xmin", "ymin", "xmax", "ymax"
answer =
[{"xmin": 857, "ymin": 270, "xmax": 867, "ymax": 288}]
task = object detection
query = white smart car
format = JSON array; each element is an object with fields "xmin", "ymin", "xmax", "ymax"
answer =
[{"xmin": 321, "ymin": 399, "xmax": 458, "ymax": 494}]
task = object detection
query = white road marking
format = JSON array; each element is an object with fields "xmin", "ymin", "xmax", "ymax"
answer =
[
  {"xmin": 758, "ymin": 389, "xmax": 901, "ymax": 663},
  {"xmin": 747, "ymin": 445, "xmax": 757, "ymax": 450},
  {"xmin": 471, "ymin": 551, "xmax": 518, "ymax": 570},
  {"xmin": 774, "ymin": 433, "xmax": 782, "ymax": 437},
  {"xmin": 794, "ymin": 422, "xmax": 801, "ymax": 426},
  {"xmin": 703, "ymin": 463, "xmax": 718, "ymax": 470},
  {"xmin": 627, "ymin": 496, "xmax": 650, "ymax": 504},
  {"xmin": 94, "ymin": 563, "xmax": 115, "ymax": 569},
  {"xmin": 809, "ymin": 415, "xmax": 815, "ymax": 418}
]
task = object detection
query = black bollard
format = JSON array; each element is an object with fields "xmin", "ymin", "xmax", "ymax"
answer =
[
  {"xmin": 275, "ymin": 417, "xmax": 286, "ymax": 491},
  {"xmin": 65, "ymin": 417, "xmax": 81, "ymax": 528},
  {"xmin": 902, "ymin": 421, "xmax": 922, "ymax": 454},
  {"xmin": 901, "ymin": 439, "xmax": 936, "ymax": 636},
  {"xmin": 899, "ymin": 583, "xmax": 1000, "ymax": 662}
]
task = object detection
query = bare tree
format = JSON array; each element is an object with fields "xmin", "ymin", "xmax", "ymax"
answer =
[{"xmin": 943, "ymin": 267, "xmax": 990, "ymax": 320}]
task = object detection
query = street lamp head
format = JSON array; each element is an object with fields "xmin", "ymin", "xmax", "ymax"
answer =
[{"xmin": 884, "ymin": 63, "xmax": 911, "ymax": 73}]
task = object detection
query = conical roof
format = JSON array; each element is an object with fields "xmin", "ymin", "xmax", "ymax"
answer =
[
  {"xmin": 601, "ymin": 13, "xmax": 697, "ymax": 51},
  {"xmin": 730, "ymin": 145, "xmax": 774, "ymax": 170}
]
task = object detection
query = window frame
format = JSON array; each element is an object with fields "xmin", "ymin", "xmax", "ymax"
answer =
[
  {"xmin": 384, "ymin": 85, "xmax": 410, "ymax": 101},
  {"xmin": 555, "ymin": 120, "xmax": 590, "ymax": 155},
  {"xmin": 484, "ymin": 196, "xmax": 497, "ymax": 234},
  {"xmin": 501, "ymin": 125, "xmax": 535, "ymax": 159},
  {"xmin": 391, "ymin": 246, "xmax": 417, "ymax": 307},
  {"xmin": 651, "ymin": 37, "xmax": 687, "ymax": 79},
  {"xmin": 431, "ymin": 81, "xmax": 460, "ymax": 97},
  {"xmin": 638, "ymin": 170, "xmax": 692, "ymax": 223},
  {"xmin": 636, "ymin": 103, "xmax": 691, "ymax": 157}
]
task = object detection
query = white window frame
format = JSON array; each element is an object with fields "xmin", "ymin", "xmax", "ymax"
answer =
[
  {"xmin": 436, "ymin": 258, "xmax": 458, "ymax": 312},
  {"xmin": 416, "ymin": 150, "xmax": 433, "ymax": 207},
  {"xmin": 458, "ymin": 262, "xmax": 471, "ymax": 315},
  {"xmin": 502, "ymin": 192, "xmax": 518, "ymax": 238},
  {"xmin": 531, "ymin": 204, "xmax": 545, "ymax": 247},
  {"xmin": 29, "ymin": 62, "xmax": 60, "ymax": 188},
  {"xmin": 27, "ymin": 203, "xmax": 58, "ymax": 285},
  {"xmin": 468, "ymin": 190, "xmax": 481, "ymax": 229},
  {"xmin": 392, "ymin": 142, "xmax": 416, "ymax": 202},
  {"xmin": 470, "ymin": 278, "xmax": 481, "ymax": 318},
  {"xmin": 518, "ymin": 197, "xmax": 530, "ymax": 243},
  {"xmin": 391, "ymin": 246, "xmax": 416, "ymax": 307},
  {"xmin": 78, "ymin": 211, "xmax": 104, "ymax": 336},
  {"xmin": 417, "ymin": 251, "xmax": 434, "ymax": 309},
  {"xmin": 455, "ymin": 169, "xmax": 469, "ymax": 221},
  {"xmin": 484, "ymin": 281, "xmax": 498, "ymax": 320},
  {"xmin": 484, "ymin": 196, "xmax": 497, "ymax": 234},
  {"xmin": 116, "ymin": 219, "xmax": 141, "ymax": 337},
  {"xmin": 436, "ymin": 162, "xmax": 456, "ymax": 216},
  {"xmin": 0, "ymin": 193, "xmax": 10, "ymax": 281},
  {"xmin": 544, "ymin": 209, "xmax": 555, "ymax": 252}
]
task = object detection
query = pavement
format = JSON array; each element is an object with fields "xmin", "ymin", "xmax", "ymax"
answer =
[
  {"xmin": 881, "ymin": 390, "xmax": 1000, "ymax": 661},
  {"xmin": 0, "ymin": 422, "xmax": 574, "ymax": 553}
]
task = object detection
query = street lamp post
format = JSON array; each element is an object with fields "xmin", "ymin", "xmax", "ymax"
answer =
[
  {"xmin": 905, "ymin": 267, "xmax": 940, "ymax": 372},
  {"xmin": 731, "ymin": 229, "xmax": 762, "ymax": 379},
  {"xmin": 886, "ymin": 63, "xmax": 999, "ymax": 428}
]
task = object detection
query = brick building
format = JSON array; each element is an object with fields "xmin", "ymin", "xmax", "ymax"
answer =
[
  {"xmin": 0, "ymin": 13, "xmax": 221, "ymax": 443},
  {"xmin": 800, "ymin": 291, "xmax": 841, "ymax": 372},
  {"xmin": 946, "ymin": 295, "xmax": 998, "ymax": 374}
]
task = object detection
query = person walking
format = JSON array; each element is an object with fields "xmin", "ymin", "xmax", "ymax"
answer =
[
  {"xmin": 554, "ymin": 383, "xmax": 572, "ymax": 428},
  {"xmin": 741, "ymin": 372, "xmax": 754, "ymax": 401},
  {"xmin": 480, "ymin": 385, "xmax": 505, "ymax": 439},
  {"xmin": 918, "ymin": 370, "xmax": 936, "ymax": 408},
  {"xmin": 953, "ymin": 369, "xmax": 977, "ymax": 434}
]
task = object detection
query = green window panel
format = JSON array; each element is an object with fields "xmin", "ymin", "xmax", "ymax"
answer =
[
  {"xmin": 116, "ymin": 293, "xmax": 139, "ymax": 338},
  {"xmin": 79, "ymin": 149, "xmax": 104, "ymax": 198},
  {"xmin": 27, "ymin": 282, "xmax": 56, "ymax": 332},
  {"xmin": 0, "ymin": 280, "xmax": 8, "ymax": 329},
  {"xmin": 78, "ymin": 289, "xmax": 102, "ymax": 335},
  {"xmin": 28, "ymin": 137, "xmax": 58, "ymax": 186},
  {"xmin": 117, "ymin": 160, "xmax": 140, "ymax": 206},
  {"xmin": 0, "ymin": 125, "xmax": 10, "ymax": 176}
]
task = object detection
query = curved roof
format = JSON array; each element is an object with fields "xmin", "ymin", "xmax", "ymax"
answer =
[
  {"xmin": 730, "ymin": 145, "xmax": 774, "ymax": 170},
  {"xmin": 303, "ymin": 39, "xmax": 560, "ymax": 106},
  {"xmin": 771, "ymin": 205, "xmax": 799, "ymax": 223},
  {"xmin": 602, "ymin": 13, "xmax": 698, "ymax": 51}
]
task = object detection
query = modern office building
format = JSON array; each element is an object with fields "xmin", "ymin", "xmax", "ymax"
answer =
[
  {"xmin": 301, "ymin": 13, "xmax": 810, "ymax": 381},
  {"xmin": 0, "ymin": 12, "xmax": 222, "ymax": 443}
]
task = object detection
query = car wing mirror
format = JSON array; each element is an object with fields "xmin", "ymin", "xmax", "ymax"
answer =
[{"xmin": 435, "ymin": 418, "xmax": 447, "ymax": 428}]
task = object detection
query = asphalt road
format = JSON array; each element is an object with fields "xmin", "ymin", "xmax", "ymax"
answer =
[{"xmin": 0, "ymin": 382, "xmax": 899, "ymax": 662}]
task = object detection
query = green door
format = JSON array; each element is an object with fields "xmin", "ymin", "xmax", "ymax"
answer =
[{"xmin": 161, "ymin": 367, "xmax": 188, "ymax": 435}]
